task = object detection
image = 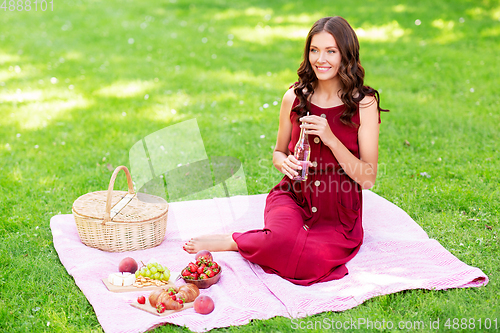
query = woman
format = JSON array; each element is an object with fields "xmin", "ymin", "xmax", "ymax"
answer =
[{"xmin": 184, "ymin": 16, "xmax": 387, "ymax": 285}]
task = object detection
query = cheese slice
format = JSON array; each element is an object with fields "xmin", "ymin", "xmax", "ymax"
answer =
[{"xmin": 107, "ymin": 272, "xmax": 135, "ymax": 287}]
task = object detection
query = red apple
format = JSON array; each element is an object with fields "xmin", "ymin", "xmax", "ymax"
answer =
[
  {"xmin": 194, "ymin": 295, "xmax": 215, "ymax": 315},
  {"xmin": 195, "ymin": 250, "xmax": 213, "ymax": 263},
  {"xmin": 119, "ymin": 257, "xmax": 138, "ymax": 273}
]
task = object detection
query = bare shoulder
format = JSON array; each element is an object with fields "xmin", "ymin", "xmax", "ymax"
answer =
[
  {"xmin": 280, "ymin": 87, "xmax": 297, "ymax": 115},
  {"xmin": 359, "ymin": 94, "xmax": 377, "ymax": 110},
  {"xmin": 359, "ymin": 94, "xmax": 379, "ymax": 124},
  {"xmin": 283, "ymin": 87, "xmax": 296, "ymax": 105}
]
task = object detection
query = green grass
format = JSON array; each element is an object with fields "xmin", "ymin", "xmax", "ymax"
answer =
[{"xmin": 1, "ymin": 0, "xmax": 499, "ymax": 332}]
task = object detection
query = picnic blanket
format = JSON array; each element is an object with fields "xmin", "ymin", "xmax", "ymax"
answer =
[{"xmin": 50, "ymin": 190, "xmax": 488, "ymax": 333}]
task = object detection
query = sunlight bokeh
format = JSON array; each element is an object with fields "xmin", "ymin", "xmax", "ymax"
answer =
[
  {"xmin": 231, "ymin": 25, "xmax": 309, "ymax": 44},
  {"xmin": 0, "ymin": 90, "xmax": 43, "ymax": 103},
  {"xmin": 214, "ymin": 7, "xmax": 273, "ymax": 20},
  {"xmin": 94, "ymin": 80, "xmax": 159, "ymax": 98},
  {"xmin": 13, "ymin": 95, "xmax": 93, "ymax": 130},
  {"xmin": 492, "ymin": 6, "xmax": 500, "ymax": 21},
  {"xmin": 0, "ymin": 52, "xmax": 21, "ymax": 65},
  {"xmin": 392, "ymin": 4, "xmax": 408, "ymax": 13},
  {"xmin": 0, "ymin": 65, "xmax": 28, "ymax": 82},
  {"xmin": 355, "ymin": 21, "xmax": 407, "ymax": 42}
]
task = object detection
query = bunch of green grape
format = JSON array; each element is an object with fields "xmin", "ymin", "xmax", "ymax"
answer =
[{"xmin": 136, "ymin": 262, "xmax": 171, "ymax": 282}]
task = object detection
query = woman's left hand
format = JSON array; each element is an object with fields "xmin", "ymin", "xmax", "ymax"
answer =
[{"xmin": 299, "ymin": 115, "xmax": 337, "ymax": 146}]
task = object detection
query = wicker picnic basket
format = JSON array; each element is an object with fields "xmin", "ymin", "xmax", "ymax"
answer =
[{"xmin": 72, "ymin": 166, "xmax": 168, "ymax": 252}]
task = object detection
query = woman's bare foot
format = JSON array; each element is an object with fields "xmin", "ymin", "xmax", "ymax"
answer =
[{"xmin": 183, "ymin": 234, "xmax": 238, "ymax": 254}]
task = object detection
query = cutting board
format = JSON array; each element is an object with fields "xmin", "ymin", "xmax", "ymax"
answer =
[
  {"xmin": 130, "ymin": 298, "xmax": 194, "ymax": 316},
  {"xmin": 102, "ymin": 278, "xmax": 175, "ymax": 293}
]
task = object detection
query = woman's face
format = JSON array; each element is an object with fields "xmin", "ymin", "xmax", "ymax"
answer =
[{"xmin": 308, "ymin": 31, "xmax": 342, "ymax": 81}]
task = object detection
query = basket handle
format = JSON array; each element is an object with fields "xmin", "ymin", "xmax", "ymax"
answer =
[{"xmin": 104, "ymin": 166, "xmax": 135, "ymax": 223}]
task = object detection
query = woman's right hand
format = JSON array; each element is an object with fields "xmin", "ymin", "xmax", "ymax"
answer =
[{"xmin": 281, "ymin": 155, "xmax": 303, "ymax": 179}]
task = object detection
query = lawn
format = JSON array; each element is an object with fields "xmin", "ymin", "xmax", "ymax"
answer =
[{"xmin": 0, "ymin": 0, "xmax": 499, "ymax": 332}]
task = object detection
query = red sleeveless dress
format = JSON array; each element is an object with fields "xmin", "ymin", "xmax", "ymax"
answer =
[{"xmin": 233, "ymin": 98, "xmax": 368, "ymax": 286}]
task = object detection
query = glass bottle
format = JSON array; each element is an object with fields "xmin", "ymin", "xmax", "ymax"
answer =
[{"xmin": 293, "ymin": 112, "xmax": 311, "ymax": 181}]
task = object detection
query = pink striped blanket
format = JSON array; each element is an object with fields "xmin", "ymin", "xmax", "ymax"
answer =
[{"xmin": 50, "ymin": 190, "xmax": 488, "ymax": 333}]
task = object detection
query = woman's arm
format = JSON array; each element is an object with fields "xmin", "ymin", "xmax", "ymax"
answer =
[
  {"xmin": 300, "ymin": 95, "xmax": 380, "ymax": 189},
  {"xmin": 272, "ymin": 88, "xmax": 305, "ymax": 179}
]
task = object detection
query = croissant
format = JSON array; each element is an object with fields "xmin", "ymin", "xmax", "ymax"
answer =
[
  {"xmin": 177, "ymin": 283, "xmax": 200, "ymax": 303},
  {"xmin": 157, "ymin": 292, "xmax": 183, "ymax": 310},
  {"xmin": 148, "ymin": 289, "xmax": 165, "ymax": 308}
]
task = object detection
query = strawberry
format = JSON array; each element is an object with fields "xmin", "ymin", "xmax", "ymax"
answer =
[
  {"xmin": 212, "ymin": 267, "xmax": 219, "ymax": 274},
  {"xmin": 199, "ymin": 273, "xmax": 208, "ymax": 280},
  {"xmin": 206, "ymin": 269, "xmax": 215, "ymax": 278},
  {"xmin": 156, "ymin": 302, "xmax": 167, "ymax": 313},
  {"xmin": 211, "ymin": 262, "xmax": 219, "ymax": 270},
  {"xmin": 137, "ymin": 296, "xmax": 146, "ymax": 304},
  {"xmin": 188, "ymin": 263, "xmax": 198, "ymax": 273},
  {"xmin": 177, "ymin": 298, "xmax": 184, "ymax": 304},
  {"xmin": 190, "ymin": 272, "xmax": 199, "ymax": 280},
  {"xmin": 181, "ymin": 269, "xmax": 191, "ymax": 277},
  {"xmin": 171, "ymin": 294, "xmax": 177, "ymax": 300},
  {"xmin": 197, "ymin": 264, "xmax": 206, "ymax": 274}
]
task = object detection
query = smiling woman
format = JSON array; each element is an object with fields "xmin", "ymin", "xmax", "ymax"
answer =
[
  {"xmin": 293, "ymin": 17, "xmax": 387, "ymax": 126},
  {"xmin": 185, "ymin": 16, "xmax": 389, "ymax": 286},
  {"xmin": 308, "ymin": 31, "xmax": 342, "ymax": 82}
]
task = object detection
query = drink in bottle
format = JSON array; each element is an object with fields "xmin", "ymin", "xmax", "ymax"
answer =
[{"xmin": 293, "ymin": 113, "xmax": 311, "ymax": 181}]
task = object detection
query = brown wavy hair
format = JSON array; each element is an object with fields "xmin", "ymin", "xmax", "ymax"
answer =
[{"xmin": 292, "ymin": 16, "xmax": 388, "ymax": 125}]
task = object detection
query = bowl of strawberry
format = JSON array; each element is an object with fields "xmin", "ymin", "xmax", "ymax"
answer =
[{"xmin": 180, "ymin": 250, "xmax": 221, "ymax": 289}]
